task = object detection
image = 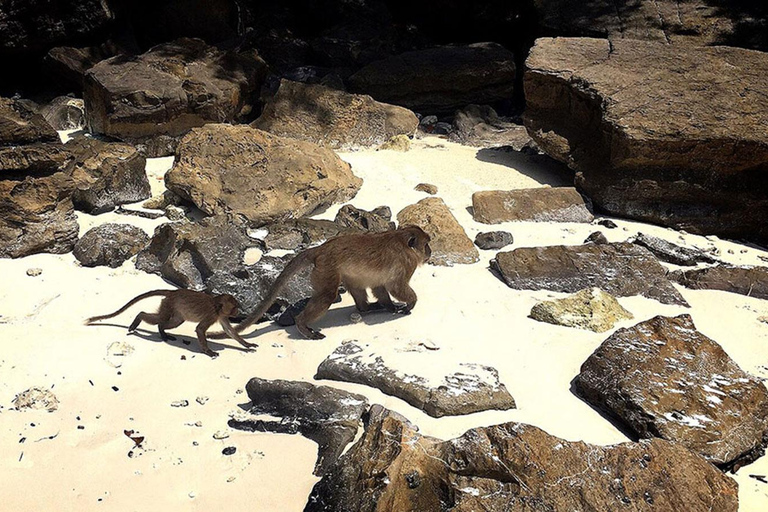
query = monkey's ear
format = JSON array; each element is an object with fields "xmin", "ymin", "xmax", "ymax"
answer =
[{"xmin": 408, "ymin": 235, "xmax": 418, "ymax": 248}]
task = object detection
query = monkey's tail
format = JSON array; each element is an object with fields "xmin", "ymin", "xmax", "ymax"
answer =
[
  {"xmin": 84, "ymin": 290, "xmax": 174, "ymax": 325},
  {"xmin": 208, "ymin": 249, "xmax": 317, "ymax": 339}
]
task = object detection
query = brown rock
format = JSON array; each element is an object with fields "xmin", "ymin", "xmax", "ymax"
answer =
[
  {"xmin": 450, "ymin": 104, "xmax": 532, "ymax": 150},
  {"xmin": 671, "ymin": 265, "xmax": 768, "ymax": 300},
  {"xmin": 397, "ymin": 197, "xmax": 478, "ymax": 266},
  {"xmin": 253, "ymin": 80, "xmax": 418, "ymax": 150},
  {"xmin": 524, "ymin": 37, "xmax": 768, "ymax": 242},
  {"xmin": 334, "ymin": 205, "xmax": 395, "ymax": 233},
  {"xmin": 261, "ymin": 219, "xmax": 354, "ymax": 252},
  {"xmin": 414, "ymin": 183, "xmax": 437, "ymax": 195},
  {"xmin": 165, "ymin": 124, "xmax": 362, "ymax": 226},
  {"xmin": 491, "ymin": 242, "xmax": 688, "ymax": 306},
  {"xmin": 575, "ymin": 314, "xmax": 768, "ymax": 469},
  {"xmin": 38, "ymin": 96, "xmax": 85, "ymax": 131},
  {"xmin": 472, "ymin": 187, "xmax": 593, "ymax": 223},
  {"xmin": 377, "ymin": 134, "xmax": 411, "ymax": 152}
]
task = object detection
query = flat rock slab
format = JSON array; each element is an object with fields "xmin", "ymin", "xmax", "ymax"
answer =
[
  {"xmin": 315, "ymin": 341, "xmax": 515, "ymax": 418},
  {"xmin": 472, "ymin": 187, "xmax": 593, "ymax": 224},
  {"xmin": 574, "ymin": 314, "xmax": 768, "ymax": 469},
  {"xmin": 306, "ymin": 405, "xmax": 738, "ymax": 512},
  {"xmin": 229, "ymin": 378, "xmax": 368, "ymax": 476},
  {"xmin": 492, "ymin": 242, "xmax": 689, "ymax": 306},
  {"xmin": 524, "ymin": 37, "xmax": 768, "ymax": 241},
  {"xmin": 671, "ymin": 265, "xmax": 768, "ymax": 300},
  {"xmin": 397, "ymin": 197, "xmax": 479, "ymax": 266},
  {"xmin": 253, "ymin": 79, "xmax": 418, "ymax": 150},
  {"xmin": 631, "ymin": 233, "xmax": 719, "ymax": 266},
  {"xmin": 530, "ymin": 287, "xmax": 633, "ymax": 332},
  {"xmin": 74, "ymin": 223, "xmax": 149, "ymax": 268},
  {"xmin": 165, "ymin": 124, "xmax": 362, "ymax": 226}
]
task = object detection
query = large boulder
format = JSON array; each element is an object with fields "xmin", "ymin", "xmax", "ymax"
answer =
[
  {"xmin": 74, "ymin": 223, "xmax": 150, "ymax": 268},
  {"xmin": 165, "ymin": 124, "xmax": 362, "ymax": 226},
  {"xmin": 492, "ymin": 242, "xmax": 688, "ymax": 306},
  {"xmin": 524, "ymin": 37, "xmax": 768, "ymax": 242},
  {"xmin": 348, "ymin": 43, "xmax": 516, "ymax": 114},
  {"xmin": 575, "ymin": 315, "xmax": 768, "ymax": 470},
  {"xmin": 84, "ymin": 38, "xmax": 268, "ymax": 156},
  {"xmin": 252, "ymin": 80, "xmax": 419, "ymax": 150},
  {"xmin": 671, "ymin": 265, "xmax": 768, "ymax": 300},
  {"xmin": 306, "ymin": 405, "xmax": 739, "ymax": 512},
  {"xmin": 472, "ymin": 187, "xmax": 593, "ymax": 223}
]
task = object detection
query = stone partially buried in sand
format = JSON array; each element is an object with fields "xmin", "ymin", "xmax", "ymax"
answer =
[
  {"xmin": 530, "ymin": 288, "xmax": 633, "ymax": 332},
  {"xmin": 575, "ymin": 314, "xmax": 768, "ymax": 469},
  {"xmin": 472, "ymin": 187, "xmax": 593, "ymax": 224}
]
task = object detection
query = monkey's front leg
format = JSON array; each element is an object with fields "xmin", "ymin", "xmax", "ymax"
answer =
[
  {"xmin": 219, "ymin": 318, "xmax": 258, "ymax": 351},
  {"xmin": 195, "ymin": 322, "xmax": 219, "ymax": 358}
]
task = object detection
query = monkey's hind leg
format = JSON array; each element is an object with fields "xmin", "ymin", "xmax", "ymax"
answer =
[
  {"xmin": 295, "ymin": 270, "xmax": 339, "ymax": 340},
  {"xmin": 158, "ymin": 313, "xmax": 184, "ymax": 341},
  {"xmin": 128, "ymin": 312, "xmax": 160, "ymax": 334}
]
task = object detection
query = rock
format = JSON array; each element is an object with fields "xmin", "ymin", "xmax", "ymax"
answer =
[
  {"xmin": 316, "ymin": 341, "xmax": 515, "ymax": 418},
  {"xmin": 38, "ymin": 96, "xmax": 85, "ymax": 131},
  {"xmin": 26, "ymin": 268, "xmax": 42, "ymax": 277},
  {"xmin": 397, "ymin": 197, "xmax": 478, "ymax": 266},
  {"xmin": 492, "ymin": 243, "xmax": 689, "ymax": 306},
  {"xmin": 74, "ymin": 223, "xmax": 149, "ymax": 268},
  {"xmin": 530, "ymin": 288, "xmax": 633, "ymax": 332},
  {"xmin": 371, "ymin": 206, "xmax": 392, "ymax": 220},
  {"xmin": 524, "ymin": 37, "xmax": 768, "ymax": 242},
  {"xmin": 449, "ymin": 104, "xmax": 532, "ymax": 149},
  {"xmin": 213, "ymin": 430, "xmax": 229, "ymax": 440},
  {"xmin": 414, "ymin": 183, "xmax": 437, "ymax": 195},
  {"xmin": 306, "ymin": 405, "xmax": 738, "ymax": 512},
  {"xmin": 165, "ymin": 205, "xmax": 187, "ymax": 221},
  {"xmin": 171, "ymin": 400, "xmax": 189, "ymax": 408},
  {"xmin": 222, "ymin": 446, "xmax": 236, "ymax": 456},
  {"xmin": 598, "ymin": 219, "xmax": 618, "ymax": 229},
  {"xmin": 252, "ymin": 80, "xmax": 418, "ymax": 150},
  {"xmin": 229, "ymin": 378, "xmax": 368, "ymax": 476},
  {"xmin": 575, "ymin": 314, "xmax": 768, "ymax": 469},
  {"xmin": 261, "ymin": 219, "xmax": 355, "ymax": 252},
  {"xmin": 348, "ymin": 43, "xmax": 516, "ymax": 114},
  {"xmin": 671, "ymin": 265, "xmax": 768, "ymax": 300},
  {"xmin": 334, "ymin": 205, "xmax": 395, "ymax": 233},
  {"xmin": 105, "ymin": 341, "xmax": 134, "ymax": 368},
  {"xmin": 472, "ymin": 187, "xmax": 593, "ymax": 224},
  {"xmin": 142, "ymin": 190, "xmax": 183, "ymax": 210},
  {"xmin": 65, "ymin": 137, "xmax": 150, "ymax": 214},
  {"xmin": 377, "ymin": 134, "xmax": 411, "ymax": 152},
  {"xmin": 165, "ymin": 124, "xmax": 362, "ymax": 226},
  {"xmin": 136, "ymin": 216, "xmax": 260, "ymax": 290},
  {"xmin": 631, "ymin": 233, "xmax": 720, "ymax": 266},
  {"xmin": 584, "ymin": 231, "xmax": 608, "ymax": 244},
  {"xmin": 13, "ymin": 387, "xmax": 59, "ymax": 412},
  {"xmin": 474, "ymin": 231, "xmax": 514, "ymax": 250},
  {"xmin": 84, "ymin": 38, "xmax": 268, "ymax": 156},
  {"xmin": 44, "ymin": 44, "xmax": 123, "ymax": 89}
]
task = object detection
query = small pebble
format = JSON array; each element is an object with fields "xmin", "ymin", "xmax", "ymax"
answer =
[
  {"xmin": 350, "ymin": 312, "xmax": 362, "ymax": 323},
  {"xmin": 188, "ymin": 492, "xmax": 196, "ymax": 499},
  {"xmin": 213, "ymin": 430, "xmax": 230, "ymax": 440},
  {"xmin": 77, "ymin": 425, "xmax": 85, "ymax": 430},
  {"xmin": 196, "ymin": 396, "xmax": 209, "ymax": 406},
  {"xmin": 192, "ymin": 441, "xmax": 199, "ymax": 446},
  {"xmin": 26, "ymin": 268, "xmax": 42, "ymax": 277},
  {"xmin": 111, "ymin": 386, "xmax": 119, "ymax": 392},
  {"xmin": 171, "ymin": 400, "xmax": 189, "ymax": 408},
  {"xmin": 227, "ymin": 476, "xmax": 236, "ymax": 483},
  {"xmin": 222, "ymin": 446, "xmax": 236, "ymax": 456},
  {"xmin": 597, "ymin": 219, "xmax": 618, "ymax": 229},
  {"xmin": 414, "ymin": 183, "xmax": 438, "ymax": 195}
]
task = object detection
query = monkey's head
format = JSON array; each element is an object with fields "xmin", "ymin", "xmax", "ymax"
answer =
[
  {"xmin": 217, "ymin": 294, "xmax": 240, "ymax": 317},
  {"xmin": 401, "ymin": 225, "xmax": 432, "ymax": 263}
]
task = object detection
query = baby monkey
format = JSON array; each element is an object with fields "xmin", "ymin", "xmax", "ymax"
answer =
[{"xmin": 86, "ymin": 289, "xmax": 257, "ymax": 358}]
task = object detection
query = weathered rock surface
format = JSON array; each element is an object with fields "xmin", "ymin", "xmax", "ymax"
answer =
[
  {"xmin": 135, "ymin": 215, "xmax": 259, "ymax": 290},
  {"xmin": 450, "ymin": 104, "xmax": 532, "ymax": 150},
  {"xmin": 472, "ymin": 187, "xmax": 593, "ymax": 224},
  {"xmin": 492, "ymin": 242, "xmax": 688, "ymax": 306},
  {"xmin": 229, "ymin": 378, "xmax": 368, "ymax": 476},
  {"xmin": 377, "ymin": 134, "xmax": 410, "ymax": 152},
  {"xmin": 348, "ymin": 43, "xmax": 516, "ymax": 114},
  {"xmin": 165, "ymin": 124, "xmax": 362, "ymax": 226},
  {"xmin": 474, "ymin": 231, "xmax": 514, "ymax": 250},
  {"xmin": 316, "ymin": 341, "xmax": 515, "ymax": 418},
  {"xmin": 584, "ymin": 231, "xmax": 608, "ymax": 244},
  {"xmin": 530, "ymin": 287, "xmax": 633, "ymax": 332},
  {"xmin": 575, "ymin": 314, "xmax": 768, "ymax": 469},
  {"xmin": 397, "ymin": 197, "xmax": 478, "ymax": 266},
  {"xmin": 84, "ymin": 38, "xmax": 268, "ymax": 156},
  {"xmin": 258, "ymin": 219, "xmax": 353, "ymax": 252},
  {"xmin": 334, "ymin": 204, "xmax": 395, "ymax": 233},
  {"xmin": 305, "ymin": 405, "xmax": 739, "ymax": 512},
  {"xmin": 65, "ymin": 137, "xmax": 150, "ymax": 214},
  {"xmin": 671, "ymin": 265, "xmax": 768, "ymax": 300},
  {"xmin": 631, "ymin": 233, "xmax": 720, "ymax": 266},
  {"xmin": 74, "ymin": 223, "xmax": 149, "ymax": 268},
  {"xmin": 253, "ymin": 80, "xmax": 419, "ymax": 150},
  {"xmin": 524, "ymin": 37, "xmax": 768, "ymax": 242},
  {"xmin": 38, "ymin": 96, "xmax": 85, "ymax": 131}
]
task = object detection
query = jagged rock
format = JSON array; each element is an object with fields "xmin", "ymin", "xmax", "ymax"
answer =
[
  {"xmin": 135, "ymin": 215, "xmax": 259, "ymax": 290},
  {"xmin": 165, "ymin": 124, "xmax": 362, "ymax": 226},
  {"xmin": 671, "ymin": 265, "xmax": 768, "ymax": 300},
  {"xmin": 524, "ymin": 37, "xmax": 768, "ymax": 242},
  {"xmin": 44, "ymin": 44, "xmax": 123, "ymax": 88},
  {"xmin": 492, "ymin": 243, "xmax": 689, "ymax": 306},
  {"xmin": 414, "ymin": 183, "xmax": 437, "ymax": 195},
  {"xmin": 259, "ymin": 219, "xmax": 354, "ymax": 252},
  {"xmin": 142, "ymin": 190, "xmax": 183, "ymax": 210},
  {"xmin": 450, "ymin": 104, "xmax": 532, "ymax": 150},
  {"xmin": 229, "ymin": 378, "xmax": 368, "ymax": 476},
  {"xmin": 74, "ymin": 223, "xmax": 149, "ymax": 268},
  {"xmin": 575, "ymin": 314, "xmax": 768, "ymax": 469},
  {"xmin": 474, "ymin": 231, "xmax": 513, "ymax": 250},
  {"xmin": 397, "ymin": 197, "xmax": 478, "ymax": 266},
  {"xmin": 84, "ymin": 38, "xmax": 268, "ymax": 156},
  {"xmin": 305, "ymin": 405, "xmax": 739, "ymax": 512},
  {"xmin": 65, "ymin": 137, "xmax": 150, "ymax": 214},
  {"xmin": 13, "ymin": 387, "xmax": 59, "ymax": 412},
  {"xmin": 348, "ymin": 43, "xmax": 516, "ymax": 114},
  {"xmin": 584, "ymin": 231, "xmax": 608, "ymax": 244},
  {"xmin": 598, "ymin": 219, "xmax": 618, "ymax": 229},
  {"xmin": 316, "ymin": 341, "xmax": 515, "ymax": 418},
  {"xmin": 253, "ymin": 80, "xmax": 419, "ymax": 150},
  {"xmin": 529, "ymin": 287, "xmax": 633, "ymax": 332},
  {"xmin": 334, "ymin": 205, "xmax": 395, "ymax": 233},
  {"xmin": 377, "ymin": 134, "xmax": 411, "ymax": 152},
  {"xmin": 472, "ymin": 187, "xmax": 593, "ymax": 223},
  {"xmin": 631, "ymin": 233, "xmax": 719, "ymax": 266},
  {"xmin": 38, "ymin": 96, "xmax": 85, "ymax": 131}
]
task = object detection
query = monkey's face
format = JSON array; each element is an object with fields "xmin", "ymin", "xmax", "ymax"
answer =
[
  {"xmin": 220, "ymin": 296, "xmax": 240, "ymax": 317},
  {"xmin": 405, "ymin": 226, "xmax": 432, "ymax": 263}
]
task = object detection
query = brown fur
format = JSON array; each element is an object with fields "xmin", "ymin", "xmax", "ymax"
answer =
[
  {"xmin": 210, "ymin": 225, "xmax": 431, "ymax": 340},
  {"xmin": 85, "ymin": 289, "xmax": 257, "ymax": 358}
]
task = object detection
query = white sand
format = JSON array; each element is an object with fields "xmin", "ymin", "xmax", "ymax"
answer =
[{"xmin": 1, "ymin": 136, "xmax": 767, "ymax": 510}]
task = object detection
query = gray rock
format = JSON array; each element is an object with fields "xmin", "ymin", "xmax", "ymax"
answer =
[
  {"xmin": 474, "ymin": 231, "xmax": 514, "ymax": 250},
  {"xmin": 38, "ymin": 96, "xmax": 85, "ymax": 131},
  {"xmin": 334, "ymin": 204, "xmax": 395, "ymax": 233},
  {"xmin": 584, "ymin": 231, "xmax": 608, "ymax": 244},
  {"xmin": 472, "ymin": 187, "xmax": 593, "ymax": 224},
  {"xmin": 671, "ymin": 265, "xmax": 768, "ymax": 300},
  {"xmin": 74, "ymin": 223, "xmax": 150, "ymax": 268},
  {"xmin": 450, "ymin": 104, "xmax": 532, "ymax": 150},
  {"xmin": 261, "ymin": 219, "xmax": 354, "ymax": 252},
  {"xmin": 630, "ymin": 233, "xmax": 719, "ymax": 266}
]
